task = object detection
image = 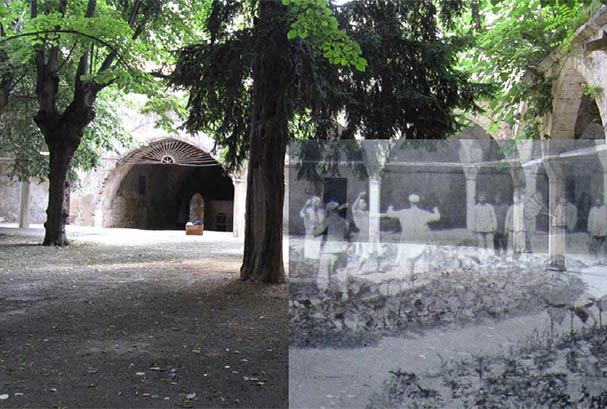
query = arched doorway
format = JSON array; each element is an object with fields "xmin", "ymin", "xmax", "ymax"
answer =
[{"xmin": 100, "ymin": 138, "xmax": 235, "ymax": 231}]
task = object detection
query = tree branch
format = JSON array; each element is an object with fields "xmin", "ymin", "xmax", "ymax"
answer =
[
  {"xmin": 31, "ymin": 0, "xmax": 45, "ymax": 99},
  {"xmin": 97, "ymin": 0, "xmax": 145, "ymax": 74},
  {"xmin": 0, "ymin": 30, "xmax": 132, "ymax": 69},
  {"xmin": 47, "ymin": 0, "xmax": 69, "ymax": 73},
  {"xmin": 75, "ymin": 0, "xmax": 98, "ymax": 87}
]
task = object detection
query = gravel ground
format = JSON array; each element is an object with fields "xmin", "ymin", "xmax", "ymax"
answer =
[{"xmin": 0, "ymin": 225, "xmax": 287, "ymax": 409}]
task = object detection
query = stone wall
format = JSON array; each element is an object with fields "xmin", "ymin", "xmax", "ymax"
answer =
[
  {"xmin": 0, "ymin": 161, "xmax": 48, "ymax": 224},
  {"xmin": 70, "ymin": 164, "xmax": 114, "ymax": 226}
]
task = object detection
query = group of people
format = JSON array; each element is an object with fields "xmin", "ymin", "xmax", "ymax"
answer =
[
  {"xmin": 548, "ymin": 195, "xmax": 606, "ymax": 256},
  {"xmin": 473, "ymin": 192, "xmax": 534, "ymax": 256},
  {"xmin": 474, "ymin": 191, "xmax": 607, "ymax": 257},
  {"xmin": 299, "ymin": 190, "xmax": 607, "ymax": 295},
  {"xmin": 299, "ymin": 192, "xmax": 441, "ymax": 295}
]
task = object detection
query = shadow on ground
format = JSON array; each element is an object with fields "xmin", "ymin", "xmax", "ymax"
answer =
[{"xmin": 0, "ymin": 227, "xmax": 287, "ymax": 408}]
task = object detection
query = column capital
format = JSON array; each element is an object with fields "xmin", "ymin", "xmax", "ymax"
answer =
[
  {"xmin": 543, "ymin": 158, "xmax": 565, "ymax": 180},
  {"xmin": 229, "ymin": 163, "xmax": 248, "ymax": 181},
  {"xmin": 363, "ymin": 141, "xmax": 393, "ymax": 178},
  {"xmin": 597, "ymin": 148, "xmax": 607, "ymax": 169},
  {"xmin": 522, "ymin": 162, "xmax": 540, "ymax": 174},
  {"xmin": 463, "ymin": 165, "xmax": 480, "ymax": 181}
]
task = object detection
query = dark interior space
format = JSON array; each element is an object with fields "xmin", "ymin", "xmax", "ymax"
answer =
[{"xmin": 109, "ymin": 164, "xmax": 234, "ymax": 231}]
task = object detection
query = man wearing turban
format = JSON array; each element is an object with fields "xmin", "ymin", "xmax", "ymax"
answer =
[{"xmin": 386, "ymin": 193, "xmax": 440, "ymax": 269}]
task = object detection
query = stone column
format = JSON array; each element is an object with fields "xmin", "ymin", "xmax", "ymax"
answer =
[
  {"xmin": 522, "ymin": 163, "xmax": 540, "ymax": 203},
  {"xmin": 463, "ymin": 166, "xmax": 479, "ymax": 231},
  {"xmin": 522, "ymin": 163, "xmax": 540, "ymax": 253},
  {"xmin": 363, "ymin": 141, "xmax": 392, "ymax": 249},
  {"xmin": 544, "ymin": 159, "xmax": 566, "ymax": 271},
  {"xmin": 369, "ymin": 176, "xmax": 382, "ymax": 245},
  {"xmin": 19, "ymin": 179, "xmax": 30, "ymax": 229},
  {"xmin": 598, "ymin": 150, "xmax": 607, "ymax": 205},
  {"xmin": 231, "ymin": 172, "xmax": 247, "ymax": 239},
  {"xmin": 509, "ymin": 166, "xmax": 526, "ymax": 252}
]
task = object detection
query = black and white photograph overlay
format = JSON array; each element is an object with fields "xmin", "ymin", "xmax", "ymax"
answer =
[{"xmin": 288, "ymin": 139, "xmax": 607, "ymax": 409}]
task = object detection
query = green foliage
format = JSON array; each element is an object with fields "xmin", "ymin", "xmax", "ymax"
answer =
[
  {"xmin": 0, "ymin": 95, "xmax": 48, "ymax": 181},
  {"xmin": 75, "ymin": 89, "xmax": 134, "ymax": 174},
  {"xmin": 0, "ymin": 0, "xmax": 204, "ymax": 180},
  {"xmin": 173, "ymin": 0, "xmax": 490, "ymax": 173},
  {"xmin": 284, "ymin": 0, "xmax": 368, "ymax": 71},
  {"xmin": 580, "ymin": 82, "xmax": 603, "ymax": 99},
  {"xmin": 468, "ymin": 0, "xmax": 601, "ymax": 138},
  {"xmin": 0, "ymin": 83, "xmax": 132, "ymax": 181},
  {"xmin": 334, "ymin": 0, "xmax": 492, "ymax": 140},
  {"xmin": 171, "ymin": 23, "xmax": 254, "ymax": 170}
]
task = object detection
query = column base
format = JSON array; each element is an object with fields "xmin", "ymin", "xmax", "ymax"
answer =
[{"xmin": 546, "ymin": 261, "xmax": 567, "ymax": 272}]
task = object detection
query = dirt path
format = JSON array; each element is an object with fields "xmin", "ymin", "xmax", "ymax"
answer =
[
  {"xmin": 289, "ymin": 311, "xmax": 583, "ymax": 409},
  {"xmin": 0, "ymin": 226, "xmax": 287, "ymax": 408}
]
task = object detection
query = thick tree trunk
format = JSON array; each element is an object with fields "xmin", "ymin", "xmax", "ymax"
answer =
[
  {"xmin": 240, "ymin": 1, "xmax": 290, "ymax": 283},
  {"xmin": 43, "ymin": 136, "xmax": 79, "ymax": 246}
]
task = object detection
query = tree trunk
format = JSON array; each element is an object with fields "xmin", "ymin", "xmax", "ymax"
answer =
[
  {"xmin": 42, "ymin": 135, "xmax": 79, "ymax": 246},
  {"xmin": 0, "ymin": 49, "xmax": 11, "ymax": 117},
  {"xmin": 240, "ymin": 1, "xmax": 290, "ymax": 283}
]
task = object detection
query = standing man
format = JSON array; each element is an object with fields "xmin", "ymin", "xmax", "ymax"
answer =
[
  {"xmin": 352, "ymin": 191, "xmax": 371, "ymax": 270},
  {"xmin": 474, "ymin": 193, "xmax": 497, "ymax": 250},
  {"xmin": 565, "ymin": 199, "xmax": 578, "ymax": 233},
  {"xmin": 587, "ymin": 198, "xmax": 607, "ymax": 255},
  {"xmin": 506, "ymin": 194, "xmax": 526, "ymax": 258},
  {"xmin": 386, "ymin": 193, "xmax": 440, "ymax": 271},
  {"xmin": 493, "ymin": 193, "xmax": 509, "ymax": 256},
  {"xmin": 352, "ymin": 192, "xmax": 370, "ymax": 257},
  {"xmin": 317, "ymin": 201, "xmax": 349, "ymax": 298}
]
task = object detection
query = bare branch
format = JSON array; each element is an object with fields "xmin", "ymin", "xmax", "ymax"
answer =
[
  {"xmin": 30, "ymin": 0, "xmax": 37, "ymax": 19},
  {"xmin": 98, "ymin": 0, "xmax": 145, "ymax": 73},
  {"xmin": 75, "ymin": 0, "xmax": 98, "ymax": 87},
  {"xmin": 48, "ymin": 0, "xmax": 70, "ymax": 70},
  {"xmin": 31, "ymin": 0, "xmax": 46, "ymax": 93},
  {"xmin": 56, "ymin": 41, "xmax": 78, "ymax": 73}
]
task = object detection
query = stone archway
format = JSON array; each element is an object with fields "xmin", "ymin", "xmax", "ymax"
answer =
[
  {"xmin": 96, "ymin": 137, "xmax": 235, "ymax": 231},
  {"xmin": 550, "ymin": 65, "xmax": 587, "ymax": 139}
]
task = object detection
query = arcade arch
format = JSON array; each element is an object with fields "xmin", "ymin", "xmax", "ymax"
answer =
[{"xmin": 97, "ymin": 138, "xmax": 234, "ymax": 231}]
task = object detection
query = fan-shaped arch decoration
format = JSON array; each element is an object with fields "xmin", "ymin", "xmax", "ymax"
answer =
[{"xmin": 119, "ymin": 139, "xmax": 220, "ymax": 167}]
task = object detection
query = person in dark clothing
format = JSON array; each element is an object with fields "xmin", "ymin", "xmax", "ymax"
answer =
[{"xmin": 493, "ymin": 193, "xmax": 509, "ymax": 256}]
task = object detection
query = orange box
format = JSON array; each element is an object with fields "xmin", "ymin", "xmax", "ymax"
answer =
[{"xmin": 185, "ymin": 224, "xmax": 204, "ymax": 236}]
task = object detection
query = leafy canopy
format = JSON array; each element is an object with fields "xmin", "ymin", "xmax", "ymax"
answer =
[
  {"xmin": 0, "ymin": 0, "xmax": 205, "ymax": 179},
  {"xmin": 172, "ymin": 0, "xmax": 490, "ymax": 173},
  {"xmin": 468, "ymin": 0, "xmax": 603, "ymax": 138}
]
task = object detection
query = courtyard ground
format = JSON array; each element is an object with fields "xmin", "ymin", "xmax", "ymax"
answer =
[{"xmin": 0, "ymin": 225, "xmax": 287, "ymax": 409}]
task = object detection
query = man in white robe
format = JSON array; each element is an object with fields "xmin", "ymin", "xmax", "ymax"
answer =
[
  {"xmin": 506, "ymin": 194, "xmax": 526, "ymax": 256},
  {"xmin": 474, "ymin": 194, "xmax": 497, "ymax": 250},
  {"xmin": 588, "ymin": 198, "xmax": 607, "ymax": 255},
  {"xmin": 386, "ymin": 194, "xmax": 440, "ymax": 271}
]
